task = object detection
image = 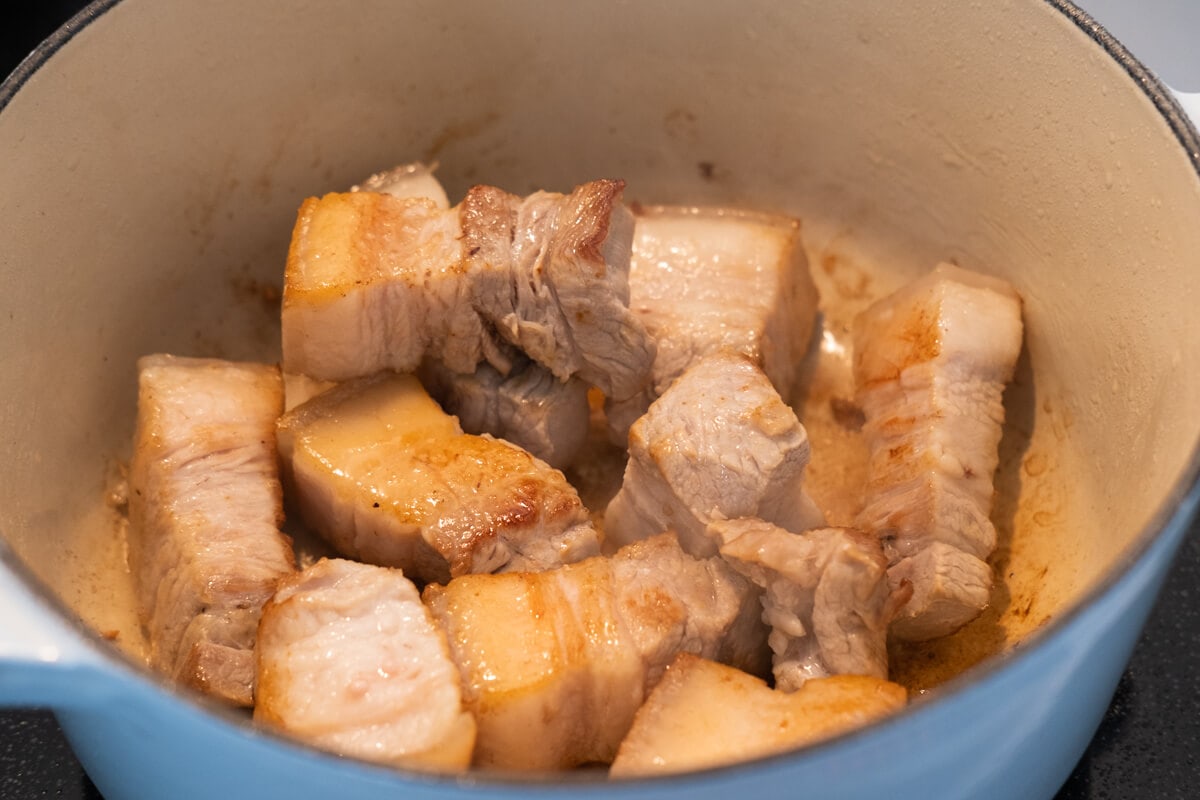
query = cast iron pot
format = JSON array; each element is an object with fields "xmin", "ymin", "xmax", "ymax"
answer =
[{"xmin": 1, "ymin": 1, "xmax": 1198, "ymax": 798}]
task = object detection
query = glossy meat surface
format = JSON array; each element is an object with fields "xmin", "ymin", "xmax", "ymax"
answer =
[{"xmin": 276, "ymin": 371, "xmax": 599, "ymax": 584}]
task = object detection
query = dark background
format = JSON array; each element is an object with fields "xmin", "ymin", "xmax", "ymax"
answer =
[{"xmin": 2, "ymin": 3, "xmax": 1198, "ymax": 798}]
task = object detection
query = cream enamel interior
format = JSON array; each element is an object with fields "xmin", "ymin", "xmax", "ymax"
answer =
[{"xmin": 1, "ymin": 0, "xmax": 1198, "ymax": 706}]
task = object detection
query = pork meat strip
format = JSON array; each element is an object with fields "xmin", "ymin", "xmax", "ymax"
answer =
[
  {"xmin": 127, "ymin": 355, "xmax": 296, "ymax": 707},
  {"xmin": 852, "ymin": 263, "xmax": 1023, "ymax": 641}
]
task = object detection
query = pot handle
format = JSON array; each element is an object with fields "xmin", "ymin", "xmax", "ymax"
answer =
[{"xmin": 0, "ymin": 554, "xmax": 124, "ymax": 709}]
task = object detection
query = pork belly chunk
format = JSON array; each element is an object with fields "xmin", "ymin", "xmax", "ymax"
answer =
[
  {"xmin": 886, "ymin": 542, "xmax": 993, "ymax": 642},
  {"xmin": 423, "ymin": 532, "xmax": 767, "ymax": 771},
  {"xmin": 610, "ymin": 654, "xmax": 906, "ymax": 777},
  {"xmin": 606, "ymin": 205, "xmax": 820, "ymax": 439},
  {"xmin": 714, "ymin": 518, "xmax": 903, "ymax": 691},
  {"xmin": 282, "ymin": 193, "xmax": 481, "ymax": 379},
  {"xmin": 276, "ymin": 371, "xmax": 599, "ymax": 585},
  {"xmin": 852, "ymin": 263, "xmax": 1023, "ymax": 641},
  {"xmin": 418, "ymin": 355, "xmax": 590, "ymax": 470},
  {"xmin": 281, "ymin": 179, "xmax": 654, "ymax": 402},
  {"xmin": 466, "ymin": 179, "xmax": 654, "ymax": 402},
  {"xmin": 255, "ymin": 558, "xmax": 475, "ymax": 771},
  {"xmin": 604, "ymin": 352, "xmax": 825, "ymax": 557},
  {"xmin": 127, "ymin": 355, "xmax": 295, "ymax": 706}
]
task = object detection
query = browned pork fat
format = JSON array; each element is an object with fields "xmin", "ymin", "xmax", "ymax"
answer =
[
  {"xmin": 276, "ymin": 371, "xmax": 599, "ymax": 585},
  {"xmin": 606, "ymin": 205, "xmax": 820, "ymax": 440},
  {"xmin": 282, "ymin": 193, "xmax": 478, "ymax": 378},
  {"xmin": 852, "ymin": 263, "xmax": 1023, "ymax": 641},
  {"xmin": 604, "ymin": 352, "xmax": 825, "ymax": 557},
  {"xmin": 255, "ymin": 558, "xmax": 476, "ymax": 771},
  {"xmin": 127, "ymin": 355, "xmax": 296, "ymax": 706},
  {"xmin": 423, "ymin": 532, "xmax": 768, "ymax": 771},
  {"xmin": 281, "ymin": 179, "xmax": 654, "ymax": 402},
  {"xmin": 610, "ymin": 654, "xmax": 907, "ymax": 777},
  {"xmin": 714, "ymin": 518, "xmax": 904, "ymax": 691}
]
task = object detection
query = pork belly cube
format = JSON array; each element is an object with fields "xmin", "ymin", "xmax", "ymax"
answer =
[
  {"xmin": 604, "ymin": 352, "xmax": 825, "ymax": 557},
  {"xmin": 418, "ymin": 355, "xmax": 590, "ymax": 470},
  {"xmin": 886, "ymin": 542, "xmax": 994, "ymax": 642},
  {"xmin": 714, "ymin": 519, "xmax": 904, "ymax": 691},
  {"xmin": 466, "ymin": 179, "xmax": 654, "ymax": 402},
  {"xmin": 422, "ymin": 532, "xmax": 767, "ymax": 771},
  {"xmin": 255, "ymin": 558, "xmax": 475, "ymax": 771},
  {"xmin": 609, "ymin": 653, "xmax": 906, "ymax": 777},
  {"xmin": 127, "ymin": 355, "xmax": 295, "ymax": 707},
  {"xmin": 276, "ymin": 371, "xmax": 599, "ymax": 584},
  {"xmin": 606, "ymin": 205, "xmax": 820, "ymax": 439},
  {"xmin": 852, "ymin": 263, "xmax": 1023, "ymax": 641},
  {"xmin": 281, "ymin": 192, "xmax": 483, "ymax": 380},
  {"xmin": 284, "ymin": 163, "xmax": 456, "ymax": 383}
]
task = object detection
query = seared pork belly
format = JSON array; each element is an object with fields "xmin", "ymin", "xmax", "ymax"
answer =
[
  {"xmin": 281, "ymin": 179, "xmax": 654, "ymax": 401},
  {"xmin": 610, "ymin": 653, "xmax": 906, "ymax": 777},
  {"xmin": 282, "ymin": 193, "xmax": 481, "ymax": 379},
  {"xmin": 350, "ymin": 161, "xmax": 450, "ymax": 209},
  {"xmin": 418, "ymin": 355, "xmax": 590, "ymax": 470},
  {"xmin": 465, "ymin": 179, "xmax": 653, "ymax": 402},
  {"xmin": 714, "ymin": 518, "xmax": 901, "ymax": 691},
  {"xmin": 604, "ymin": 352, "xmax": 825, "ymax": 557},
  {"xmin": 276, "ymin": 371, "xmax": 599, "ymax": 585},
  {"xmin": 423, "ymin": 532, "xmax": 768, "ymax": 770},
  {"xmin": 127, "ymin": 355, "xmax": 295, "ymax": 706},
  {"xmin": 606, "ymin": 205, "xmax": 820, "ymax": 439},
  {"xmin": 853, "ymin": 263, "xmax": 1022, "ymax": 641},
  {"xmin": 255, "ymin": 558, "xmax": 475, "ymax": 771}
]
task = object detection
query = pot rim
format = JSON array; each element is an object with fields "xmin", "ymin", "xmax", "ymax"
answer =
[{"xmin": 1, "ymin": 0, "xmax": 1198, "ymax": 790}]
